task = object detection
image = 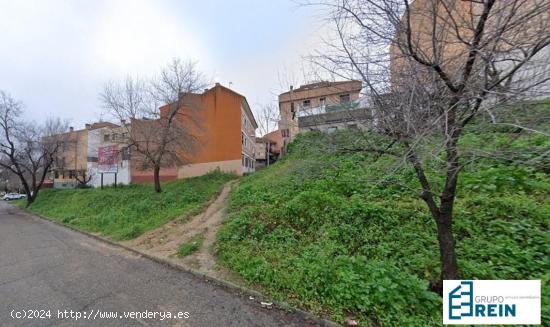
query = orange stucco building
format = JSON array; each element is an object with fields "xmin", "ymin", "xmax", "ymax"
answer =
[{"xmin": 131, "ymin": 83, "xmax": 257, "ymax": 182}]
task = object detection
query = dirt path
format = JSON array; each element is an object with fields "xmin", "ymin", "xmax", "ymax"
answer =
[{"xmin": 125, "ymin": 180, "xmax": 238, "ymax": 277}]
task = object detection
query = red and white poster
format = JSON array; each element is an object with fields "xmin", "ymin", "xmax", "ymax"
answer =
[{"xmin": 98, "ymin": 145, "xmax": 119, "ymax": 173}]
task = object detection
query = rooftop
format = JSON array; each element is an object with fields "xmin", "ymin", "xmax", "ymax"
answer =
[{"xmin": 279, "ymin": 80, "xmax": 362, "ymax": 96}]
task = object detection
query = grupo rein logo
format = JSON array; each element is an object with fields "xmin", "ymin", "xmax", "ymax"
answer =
[{"xmin": 443, "ymin": 280, "xmax": 540, "ymax": 325}]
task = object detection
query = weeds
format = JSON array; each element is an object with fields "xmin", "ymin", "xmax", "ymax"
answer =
[
  {"xmin": 177, "ymin": 234, "xmax": 205, "ymax": 257},
  {"xmin": 22, "ymin": 171, "xmax": 236, "ymax": 240},
  {"xmin": 216, "ymin": 130, "xmax": 549, "ymax": 326}
]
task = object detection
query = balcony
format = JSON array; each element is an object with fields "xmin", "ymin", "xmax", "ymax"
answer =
[
  {"xmin": 295, "ymin": 102, "xmax": 360, "ymax": 118},
  {"xmin": 296, "ymin": 96, "xmax": 373, "ymax": 130}
]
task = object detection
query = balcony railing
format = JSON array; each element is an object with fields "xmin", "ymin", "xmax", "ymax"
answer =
[{"xmin": 295, "ymin": 102, "xmax": 360, "ymax": 118}]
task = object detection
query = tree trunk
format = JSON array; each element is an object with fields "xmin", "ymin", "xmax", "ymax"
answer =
[
  {"xmin": 433, "ymin": 124, "xmax": 461, "ymax": 292},
  {"xmin": 30, "ymin": 187, "xmax": 40, "ymax": 204},
  {"xmin": 436, "ymin": 211, "xmax": 459, "ymax": 281},
  {"xmin": 407, "ymin": 143, "xmax": 460, "ymax": 293},
  {"xmin": 153, "ymin": 165, "xmax": 162, "ymax": 193},
  {"xmin": 20, "ymin": 179, "xmax": 34, "ymax": 207},
  {"xmin": 25, "ymin": 189, "xmax": 37, "ymax": 207}
]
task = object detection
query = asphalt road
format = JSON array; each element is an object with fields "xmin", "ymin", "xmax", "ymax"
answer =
[{"xmin": 0, "ymin": 202, "xmax": 317, "ymax": 327}]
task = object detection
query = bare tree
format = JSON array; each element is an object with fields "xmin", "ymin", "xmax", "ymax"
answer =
[
  {"xmin": 0, "ymin": 90, "xmax": 68, "ymax": 206},
  {"xmin": 255, "ymin": 103, "xmax": 279, "ymax": 136},
  {"xmin": 74, "ymin": 170, "xmax": 93, "ymax": 187},
  {"xmin": 309, "ymin": 0, "xmax": 550, "ymax": 289},
  {"xmin": 100, "ymin": 59, "xmax": 209, "ymax": 192},
  {"xmin": 0, "ymin": 166, "xmax": 21, "ymax": 192}
]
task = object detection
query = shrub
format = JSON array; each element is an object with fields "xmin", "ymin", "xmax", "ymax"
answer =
[
  {"xmin": 177, "ymin": 234, "xmax": 204, "ymax": 257},
  {"xmin": 216, "ymin": 129, "xmax": 549, "ymax": 325}
]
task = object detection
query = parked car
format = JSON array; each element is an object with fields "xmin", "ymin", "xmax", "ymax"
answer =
[{"xmin": 2, "ymin": 193, "xmax": 26, "ymax": 201}]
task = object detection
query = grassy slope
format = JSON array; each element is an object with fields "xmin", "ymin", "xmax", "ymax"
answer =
[
  {"xmin": 216, "ymin": 128, "xmax": 549, "ymax": 326},
  {"xmin": 23, "ymin": 171, "xmax": 236, "ymax": 240}
]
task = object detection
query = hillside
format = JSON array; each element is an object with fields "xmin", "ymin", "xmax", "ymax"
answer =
[
  {"xmin": 216, "ymin": 128, "xmax": 549, "ymax": 326},
  {"xmin": 22, "ymin": 171, "xmax": 236, "ymax": 240}
]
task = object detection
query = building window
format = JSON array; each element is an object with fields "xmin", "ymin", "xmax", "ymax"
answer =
[
  {"xmin": 290, "ymin": 102, "xmax": 295, "ymax": 113},
  {"xmin": 339, "ymin": 94, "xmax": 350, "ymax": 103},
  {"xmin": 327, "ymin": 126, "xmax": 338, "ymax": 134},
  {"xmin": 319, "ymin": 97, "xmax": 326, "ymax": 107},
  {"xmin": 348, "ymin": 124, "xmax": 358, "ymax": 129},
  {"xmin": 243, "ymin": 156, "xmax": 251, "ymax": 168},
  {"xmin": 121, "ymin": 147, "xmax": 130, "ymax": 160},
  {"xmin": 104, "ymin": 134, "xmax": 110, "ymax": 142},
  {"xmin": 303, "ymin": 99, "xmax": 311, "ymax": 108}
]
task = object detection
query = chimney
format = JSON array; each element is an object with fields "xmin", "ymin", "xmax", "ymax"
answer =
[
  {"xmin": 215, "ymin": 82, "xmax": 220, "ymax": 87},
  {"xmin": 120, "ymin": 119, "xmax": 126, "ymax": 125},
  {"xmin": 85, "ymin": 123, "xmax": 91, "ymax": 129},
  {"xmin": 69, "ymin": 126, "xmax": 74, "ymax": 132},
  {"xmin": 290, "ymin": 85, "xmax": 294, "ymax": 91}
]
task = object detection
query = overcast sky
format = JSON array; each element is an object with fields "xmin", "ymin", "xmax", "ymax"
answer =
[{"xmin": 0, "ymin": 0, "xmax": 328, "ymax": 128}]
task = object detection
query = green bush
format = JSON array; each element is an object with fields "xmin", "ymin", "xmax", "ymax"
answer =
[{"xmin": 216, "ymin": 129, "xmax": 549, "ymax": 326}]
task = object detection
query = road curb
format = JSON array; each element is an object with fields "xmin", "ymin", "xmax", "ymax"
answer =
[{"xmin": 13, "ymin": 204, "xmax": 341, "ymax": 327}]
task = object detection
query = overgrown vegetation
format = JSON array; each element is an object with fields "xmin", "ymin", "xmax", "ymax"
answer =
[
  {"xmin": 216, "ymin": 129, "xmax": 549, "ymax": 326},
  {"xmin": 22, "ymin": 171, "xmax": 235, "ymax": 240},
  {"xmin": 177, "ymin": 234, "xmax": 204, "ymax": 257}
]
